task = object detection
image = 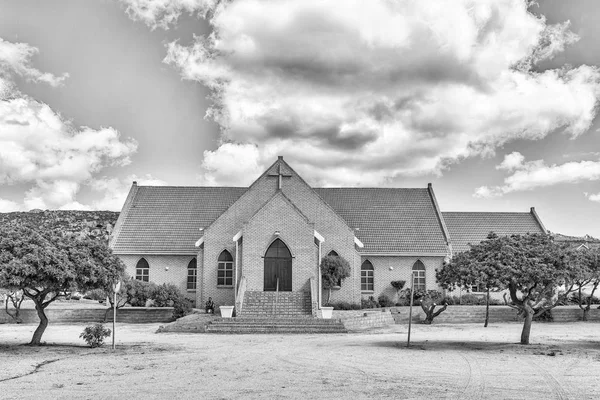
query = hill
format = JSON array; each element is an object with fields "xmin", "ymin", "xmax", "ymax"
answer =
[{"xmin": 0, "ymin": 210, "xmax": 119, "ymax": 242}]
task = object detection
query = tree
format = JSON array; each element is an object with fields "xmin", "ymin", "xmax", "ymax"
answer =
[
  {"xmin": 438, "ymin": 233, "xmax": 572, "ymax": 345},
  {"xmin": 565, "ymin": 246, "xmax": 600, "ymax": 321},
  {"xmin": 390, "ymin": 280, "xmax": 406, "ymax": 303},
  {"xmin": 320, "ymin": 255, "xmax": 351, "ymax": 304},
  {"xmin": 437, "ymin": 233, "xmax": 505, "ymax": 327},
  {"xmin": 0, "ymin": 224, "xmax": 124, "ymax": 345},
  {"xmin": 418, "ymin": 290, "xmax": 448, "ymax": 324},
  {"xmin": 1, "ymin": 289, "xmax": 24, "ymax": 323}
]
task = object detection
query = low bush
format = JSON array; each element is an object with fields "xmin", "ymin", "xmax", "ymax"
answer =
[
  {"xmin": 173, "ymin": 297, "xmax": 193, "ymax": 319},
  {"xmin": 80, "ymin": 323, "xmax": 111, "ymax": 348},
  {"xmin": 125, "ymin": 280, "xmax": 156, "ymax": 307},
  {"xmin": 361, "ymin": 296, "xmax": 379, "ymax": 309},
  {"xmin": 84, "ymin": 288, "xmax": 107, "ymax": 302},
  {"xmin": 326, "ymin": 301, "xmax": 361, "ymax": 310},
  {"xmin": 377, "ymin": 293, "xmax": 395, "ymax": 308}
]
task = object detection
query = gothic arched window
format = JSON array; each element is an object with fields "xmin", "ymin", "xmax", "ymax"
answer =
[
  {"xmin": 361, "ymin": 260, "xmax": 374, "ymax": 292},
  {"xmin": 136, "ymin": 258, "xmax": 149, "ymax": 282}
]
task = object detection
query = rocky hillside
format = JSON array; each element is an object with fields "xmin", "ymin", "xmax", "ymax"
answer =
[{"xmin": 0, "ymin": 210, "xmax": 119, "ymax": 242}]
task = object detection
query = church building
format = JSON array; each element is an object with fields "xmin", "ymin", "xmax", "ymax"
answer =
[{"xmin": 109, "ymin": 157, "xmax": 546, "ymax": 315}]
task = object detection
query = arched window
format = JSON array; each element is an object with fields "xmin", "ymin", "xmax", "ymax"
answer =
[
  {"xmin": 361, "ymin": 260, "xmax": 374, "ymax": 292},
  {"xmin": 218, "ymin": 250, "xmax": 234, "ymax": 286},
  {"xmin": 136, "ymin": 258, "xmax": 149, "ymax": 282},
  {"xmin": 187, "ymin": 258, "xmax": 197, "ymax": 290},
  {"xmin": 412, "ymin": 260, "xmax": 426, "ymax": 291}
]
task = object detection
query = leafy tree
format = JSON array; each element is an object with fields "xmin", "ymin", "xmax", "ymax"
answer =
[
  {"xmin": 437, "ymin": 233, "xmax": 505, "ymax": 327},
  {"xmin": 390, "ymin": 280, "xmax": 406, "ymax": 302},
  {"xmin": 418, "ymin": 291, "xmax": 448, "ymax": 324},
  {"xmin": 438, "ymin": 233, "xmax": 572, "ymax": 344},
  {"xmin": 320, "ymin": 255, "xmax": 351, "ymax": 304},
  {"xmin": 564, "ymin": 246, "xmax": 600, "ymax": 321},
  {"xmin": 1, "ymin": 289, "xmax": 24, "ymax": 323},
  {"xmin": 0, "ymin": 224, "xmax": 124, "ymax": 345}
]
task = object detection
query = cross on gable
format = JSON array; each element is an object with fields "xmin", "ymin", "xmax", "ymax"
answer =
[{"xmin": 268, "ymin": 161, "xmax": 292, "ymax": 190}]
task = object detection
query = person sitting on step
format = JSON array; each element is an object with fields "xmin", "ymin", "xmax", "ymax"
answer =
[{"xmin": 205, "ymin": 297, "xmax": 215, "ymax": 314}]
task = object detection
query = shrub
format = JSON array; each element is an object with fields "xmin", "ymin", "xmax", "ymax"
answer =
[
  {"xmin": 150, "ymin": 283, "xmax": 182, "ymax": 307},
  {"xmin": 361, "ymin": 296, "xmax": 379, "ymax": 309},
  {"xmin": 173, "ymin": 297, "xmax": 193, "ymax": 319},
  {"xmin": 84, "ymin": 288, "xmax": 107, "ymax": 302},
  {"xmin": 377, "ymin": 294, "xmax": 395, "ymax": 308},
  {"xmin": 326, "ymin": 301, "xmax": 361, "ymax": 310},
  {"xmin": 80, "ymin": 323, "xmax": 111, "ymax": 348},
  {"xmin": 125, "ymin": 279, "xmax": 156, "ymax": 307},
  {"xmin": 391, "ymin": 280, "xmax": 406, "ymax": 291}
]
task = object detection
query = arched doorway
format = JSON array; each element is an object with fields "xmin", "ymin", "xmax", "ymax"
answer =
[{"xmin": 264, "ymin": 239, "xmax": 292, "ymax": 291}]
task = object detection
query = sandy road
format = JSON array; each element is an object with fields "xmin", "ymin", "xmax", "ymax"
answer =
[{"xmin": 1, "ymin": 322, "xmax": 599, "ymax": 399}]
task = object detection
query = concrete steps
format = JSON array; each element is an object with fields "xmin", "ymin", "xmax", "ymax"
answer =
[
  {"xmin": 206, "ymin": 317, "xmax": 347, "ymax": 334},
  {"xmin": 240, "ymin": 291, "xmax": 312, "ymax": 317}
]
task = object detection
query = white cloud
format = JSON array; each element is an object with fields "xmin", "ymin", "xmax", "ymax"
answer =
[
  {"xmin": 119, "ymin": 0, "xmax": 217, "ymax": 30},
  {"xmin": 0, "ymin": 37, "xmax": 68, "ymax": 87},
  {"xmin": 200, "ymin": 143, "xmax": 265, "ymax": 186},
  {"xmin": 91, "ymin": 174, "xmax": 166, "ymax": 211},
  {"xmin": 587, "ymin": 192, "xmax": 600, "ymax": 203},
  {"xmin": 136, "ymin": 0, "xmax": 600, "ymax": 186},
  {"xmin": 497, "ymin": 152, "xmax": 526, "ymax": 172},
  {"xmin": 476, "ymin": 155, "xmax": 600, "ymax": 196},
  {"xmin": 0, "ymin": 36, "xmax": 138, "ymax": 211},
  {"xmin": 0, "ymin": 198, "xmax": 23, "ymax": 212}
]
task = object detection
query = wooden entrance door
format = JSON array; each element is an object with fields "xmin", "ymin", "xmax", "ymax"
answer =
[{"xmin": 264, "ymin": 239, "xmax": 292, "ymax": 291}]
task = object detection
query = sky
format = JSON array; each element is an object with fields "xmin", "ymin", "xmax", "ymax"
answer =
[{"xmin": 0, "ymin": 0, "xmax": 599, "ymax": 238}]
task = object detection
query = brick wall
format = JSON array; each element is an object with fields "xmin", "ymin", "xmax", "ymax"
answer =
[
  {"xmin": 202, "ymin": 160, "xmax": 360, "ymax": 307},
  {"xmin": 360, "ymin": 256, "xmax": 444, "ymax": 303},
  {"xmin": 333, "ymin": 309, "xmax": 395, "ymax": 331},
  {"xmin": 118, "ymin": 254, "xmax": 198, "ymax": 305},
  {"xmin": 0, "ymin": 307, "xmax": 174, "ymax": 324}
]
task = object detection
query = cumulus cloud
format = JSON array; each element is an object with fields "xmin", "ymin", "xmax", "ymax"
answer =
[
  {"xmin": 0, "ymin": 38, "xmax": 68, "ymax": 87},
  {"xmin": 0, "ymin": 36, "xmax": 138, "ymax": 211},
  {"xmin": 588, "ymin": 193, "xmax": 600, "ymax": 203},
  {"xmin": 475, "ymin": 153, "xmax": 600, "ymax": 197},
  {"xmin": 127, "ymin": 0, "xmax": 600, "ymax": 186},
  {"xmin": 120, "ymin": 0, "xmax": 217, "ymax": 30},
  {"xmin": 91, "ymin": 174, "xmax": 166, "ymax": 211}
]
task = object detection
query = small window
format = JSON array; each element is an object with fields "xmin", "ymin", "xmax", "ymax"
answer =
[
  {"xmin": 218, "ymin": 250, "xmax": 234, "ymax": 286},
  {"xmin": 361, "ymin": 260, "xmax": 374, "ymax": 292},
  {"xmin": 412, "ymin": 260, "xmax": 426, "ymax": 291},
  {"xmin": 136, "ymin": 258, "xmax": 149, "ymax": 282},
  {"xmin": 187, "ymin": 258, "xmax": 197, "ymax": 290}
]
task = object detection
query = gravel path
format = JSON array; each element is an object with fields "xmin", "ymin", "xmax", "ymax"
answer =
[{"xmin": 1, "ymin": 322, "xmax": 599, "ymax": 399}]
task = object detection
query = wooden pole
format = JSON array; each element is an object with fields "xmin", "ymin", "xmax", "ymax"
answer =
[
  {"xmin": 112, "ymin": 289, "xmax": 116, "ymax": 350},
  {"xmin": 407, "ymin": 274, "xmax": 415, "ymax": 348}
]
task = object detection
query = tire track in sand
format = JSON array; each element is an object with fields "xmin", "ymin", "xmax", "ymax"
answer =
[
  {"xmin": 526, "ymin": 358, "xmax": 568, "ymax": 400},
  {"xmin": 458, "ymin": 353, "xmax": 485, "ymax": 400}
]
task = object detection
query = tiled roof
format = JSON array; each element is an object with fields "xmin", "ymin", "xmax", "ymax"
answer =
[
  {"xmin": 111, "ymin": 186, "xmax": 246, "ymax": 254},
  {"xmin": 442, "ymin": 212, "xmax": 544, "ymax": 253},
  {"xmin": 315, "ymin": 188, "xmax": 448, "ymax": 254}
]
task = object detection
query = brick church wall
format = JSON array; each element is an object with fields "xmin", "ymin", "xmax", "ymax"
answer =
[
  {"xmin": 243, "ymin": 194, "xmax": 315, "ymax": 292},
  {"xmin": 118, "ymin": 254, "xmax": 199, "ymax": 305},
  {"xmin": 201, "ymin": 160, "xmax": 362, "ymax": 306},
  {"xmin": 360, "ymin": 256, "xmax": 444, "ymax": 304}
]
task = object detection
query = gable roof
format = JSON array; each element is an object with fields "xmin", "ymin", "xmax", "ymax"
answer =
[
  {"xmin": 315, "ymin": 188, "xmax": 448, "ymax": 254},
  {"xmin": 111, "ymin": 186, "xmax": 246, "ymax": 254},
  {"xmin": 442, "ymin": 211, "xmax": 545, "ymax": 253}
]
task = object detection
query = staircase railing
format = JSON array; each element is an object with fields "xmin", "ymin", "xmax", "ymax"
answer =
[
  {"xmin": 235, "ymin": 276, "xmax": 247, "ymax": 316},
  {"xmin": 309, "ymin": 277, "xmax": 318, "ymax": 317},
  {"xmin": 272, "ymin": 277, "xmax": 279, "ymax": 316}
]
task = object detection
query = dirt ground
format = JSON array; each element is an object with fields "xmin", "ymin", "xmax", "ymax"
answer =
[{"xmin": 1, "ymin": 321, "xmax": 599, "ymax": 400}]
